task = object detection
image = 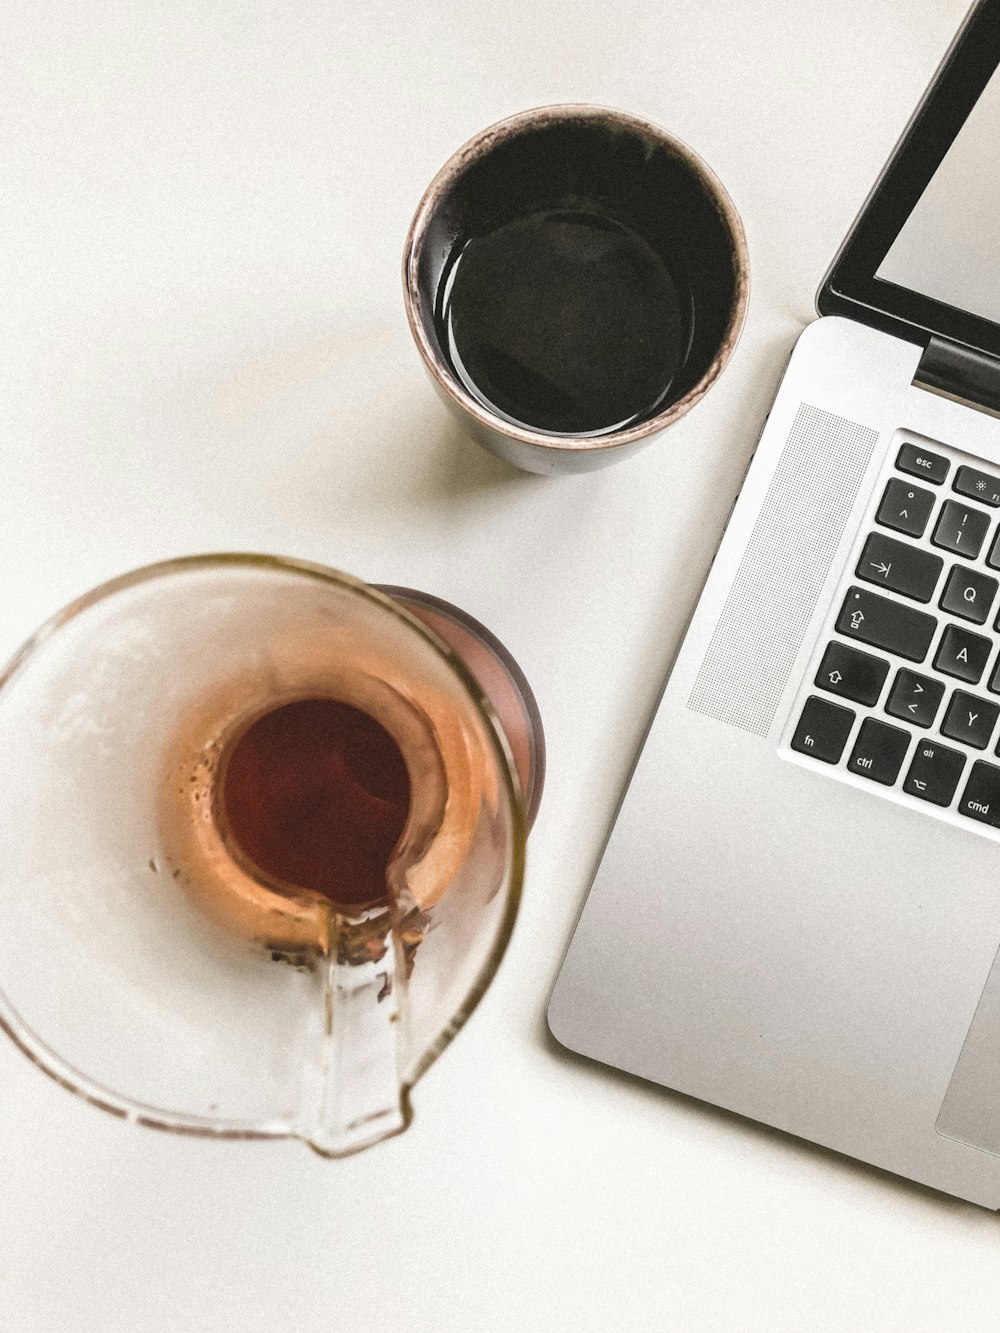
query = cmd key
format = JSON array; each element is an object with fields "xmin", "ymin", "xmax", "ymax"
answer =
[
  {"xmin": 835, "ymin": 587, "xmax": 937, "ymax": 662},
  {"xmin": 958, "ymin": 761, "xmax": 1000, "ymax": 828}
]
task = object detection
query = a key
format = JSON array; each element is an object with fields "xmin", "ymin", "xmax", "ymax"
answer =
[
  {"xmin": 903, "ymin": 740, "xmax": 965, "ymax": 806},
  {"xmin": 958, "ymin": 761, "xmax": 1000, "ymax": 828},
  {"xmin": 941, "ymin": 691, "xmax": 1000, "ymax": 750},
  {"xmin": 814, "ymin": 641, "xmax": 888, "ymax": 706},
  {"xmin": 835, "ymin": 587, "xmax": 936, "ymax": 662},
  {"xmin": 934, "ymin": 624, "xmax": 993, "ymax": 683},
  {"xmin": 875, "ymin": 478, "xmax": 936, "ymax": 538},
  {"xmin": 939, "ymin": 565, "xmax": 998, "ymax": 625},
  {"xmin": 953, "ymin": 465, "xmax": 1000, "ymax": 507},
  {"xmin": 932, "ymin": 499, "xmax": 991, "ymax": 559},
  {"xmin": 856, "ymin": 532, "xmax": 942, "ymax": 602},
  {"xmin": 884, "ymin": 668, "xmax": 944, "ymax": 728},
  {"xmin": 986, "ymin": 529, "xmax": 1000, "ymax": 571},
  {"xmin": 790, "ymin": 696, "xmax": 855, "ymax": 764},
  {"xmin": 847, "ymin": 718, "xmax": 910, "ymax": 785},
  {"xmin": 897, "ymin": 442, "xmax": 949, "ymax": 486}
]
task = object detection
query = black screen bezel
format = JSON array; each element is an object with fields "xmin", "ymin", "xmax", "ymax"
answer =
[{"xmin": 818, "ymin": 0, "xmax": 1000, "ymax": 357}]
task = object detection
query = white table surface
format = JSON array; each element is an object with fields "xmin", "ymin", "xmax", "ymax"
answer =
[{"xmin": 4, "ymin": 2, "xmax": 999, "ymax": 1329}]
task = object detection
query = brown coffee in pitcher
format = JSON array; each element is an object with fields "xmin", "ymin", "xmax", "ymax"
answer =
[{"xmin": 159, "ymin": 583, "xmax": 542, "ymax": 957}]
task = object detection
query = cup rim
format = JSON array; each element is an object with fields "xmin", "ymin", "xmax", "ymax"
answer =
[
  {"xmin": 403, "ymin": 103, "xmax": 750, "ymax": 456},
  {"xmin": 0, "ymin": 552, "xmax": 527, "ymax": 1146}
]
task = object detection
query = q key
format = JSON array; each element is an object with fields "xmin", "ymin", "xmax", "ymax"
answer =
[{"xmin": 939, "ymin": 566, "xmax": 998, "ymax": 625}]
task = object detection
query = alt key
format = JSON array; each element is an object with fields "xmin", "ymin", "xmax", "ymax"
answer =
[{"xmin": 903, "ymin": 739, "xmax": 966, "ymax": 806}]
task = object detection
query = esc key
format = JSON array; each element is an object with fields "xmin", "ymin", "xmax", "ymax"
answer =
[{"xmin": 896, "ymin": 442, "xmax": 949, "ymax": 485}]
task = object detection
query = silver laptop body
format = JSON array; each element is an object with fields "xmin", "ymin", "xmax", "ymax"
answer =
[{"xmin": 549, "ymin": 0, "xmax": 1000, "ymax": 1208}]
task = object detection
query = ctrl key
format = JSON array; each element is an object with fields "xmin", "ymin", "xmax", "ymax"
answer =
[
  {"xmin": 958, "ymin": 761, "xmax": 1000, "ymax": 828},
  {"xmin": 791, "ymin": 696, "xmax": 855, "ymax": 764}
]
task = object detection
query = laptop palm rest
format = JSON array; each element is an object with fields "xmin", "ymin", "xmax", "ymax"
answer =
[{"xmin": 938, "ymin": 943, "xmax": 1000, "ymax": 1154}]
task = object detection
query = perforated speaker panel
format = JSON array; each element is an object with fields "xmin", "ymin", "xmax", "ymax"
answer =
[{"xmin": 687, "ymin": 403, "xmax": 880, "ymax": 736}]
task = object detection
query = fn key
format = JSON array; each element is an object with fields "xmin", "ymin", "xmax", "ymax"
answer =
[{"xmin": 791, "ymin": 696, "xmax": 855, "ymax": 764}]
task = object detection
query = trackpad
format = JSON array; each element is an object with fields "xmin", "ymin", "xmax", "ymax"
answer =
[{"xmin": 938, "ymin": 942, "xmax": 1000, "ymax": 1154}]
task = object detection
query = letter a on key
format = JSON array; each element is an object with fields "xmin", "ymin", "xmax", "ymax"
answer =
[{"xmin": 958, "ymin": 647, "xmax": 969, "ymax": 662}]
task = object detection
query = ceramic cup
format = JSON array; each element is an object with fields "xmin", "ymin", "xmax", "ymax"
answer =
[{"xmin": 403, "ymin": 104, "xmax": 749, "ymax": 475}]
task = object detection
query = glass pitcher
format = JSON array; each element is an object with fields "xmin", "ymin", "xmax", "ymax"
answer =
[{"xmin": 0, "ymin": 555, "xmax": 542, "ymax": 1156}]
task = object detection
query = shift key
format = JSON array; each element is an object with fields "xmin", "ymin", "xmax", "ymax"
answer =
[{"xmin": 835, "ymin": 586, "xmax": 937, "ymax": 662}]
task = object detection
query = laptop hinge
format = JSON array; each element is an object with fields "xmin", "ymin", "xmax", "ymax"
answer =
[{"xmin": 913, "ymin": 337, "xmax": 1000, "ymax": 420}]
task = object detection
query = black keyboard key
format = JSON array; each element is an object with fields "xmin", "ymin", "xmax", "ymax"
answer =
[
  {"xmin": 847, "ymin": 718, "xmax": 910, "ymax": 785},
  {"xmin": 897, "ymin": 442, "xmax": 949, "ymax": 485},
  {"xmin": 941, "ymin": 691, "xmax": 1000, "ymax": 750},
  {"xmin": 986, "ymin": 529, "xmax": 1000, "ymax": 571},
  {"xmin": 903, "ymin": 740, "xmax": 965, "ymax": 806},
  {"xmin": 939, "ymin": 566, "xmax": 998, "ymax": 624},
  {"xmin": 814, "ymin": 641, "xmax": 888, "ymax": 706},
  {"xmin": 959, "ymin": 761, "xmax": 1000, "ymax": 827},
  {"xmin": 835, "ymin": 587, "xmax": 936, "ymax": 662},
  {"xmin": 876, "ymin": 478, "xmax": 936, "ymax": 538},
  {"xmin": 791, "ymin": 696, "xmax": 855, "ymax": 764},
  {"xmin": 953, "ymin": 465, "xmax": 1000, "ymax": 507},
  {"xmin": 856, "ymin": 532, "xmax": 942, "ymax": 602},
  {"xmin": 885, "ymin": 668, "xmax": 944, "ymax": 728},
  {"xmin": 987, "ymin": 656, "xmax": 1000, "ymax": 696},
  {"xmin": 934, "ymin": 624, "xmax": 992, "ymax": 683},
  {"xmin": 932, "ymin": 499, "xmax": 991, "ymax": 559}
]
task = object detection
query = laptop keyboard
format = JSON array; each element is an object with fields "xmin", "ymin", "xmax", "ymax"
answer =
[{"xmin": 784, "ymin": 434, "xmax": 1000, "ymax": 837}]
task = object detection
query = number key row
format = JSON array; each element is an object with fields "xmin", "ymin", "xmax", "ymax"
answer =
[{"xmin": 877, "ymin": 473, "xmax": 1000, "ymax": 567}]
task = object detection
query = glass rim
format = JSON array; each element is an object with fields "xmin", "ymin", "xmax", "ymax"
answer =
[{"xmin": 0, "ymin": 551, "xmax": 527, "ymax": 1144}]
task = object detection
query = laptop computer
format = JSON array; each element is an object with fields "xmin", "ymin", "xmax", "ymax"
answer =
[{"xmin": 548, "ymin": 0, "xmax": 1000, "ymax": 1208}]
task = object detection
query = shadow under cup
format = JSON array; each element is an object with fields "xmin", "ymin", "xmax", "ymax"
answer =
[{"xmin": 405, "ymin": 106, "xmax": 749, "ymax": 474}]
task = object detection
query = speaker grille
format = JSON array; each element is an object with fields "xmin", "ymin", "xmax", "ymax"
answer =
[{"xmin": 687, "ymin": 403, "xmax": 880, "ymax": 735}]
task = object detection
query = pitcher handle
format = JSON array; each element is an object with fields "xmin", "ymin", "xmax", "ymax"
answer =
[{"xmin": 301, "ymin": 908, "xmax": 410, "ymax": 1157}]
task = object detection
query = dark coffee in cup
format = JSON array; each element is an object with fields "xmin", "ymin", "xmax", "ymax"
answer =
[
  {"xmin": 405, "ymin": 106, "xmax": 749, "ymax": 474},
  {"xmin": 438, "ymin": 208, "xmax": 688, "ymax": 437}
]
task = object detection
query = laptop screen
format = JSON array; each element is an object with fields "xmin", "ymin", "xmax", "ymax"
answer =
[
  {"xmin": 819, "ymin": 0, "xmax": 1000, "ymax": 359},
  {"xmin": 877, "ymin": 65, "xmax": 1000, "ymax": 326}
]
